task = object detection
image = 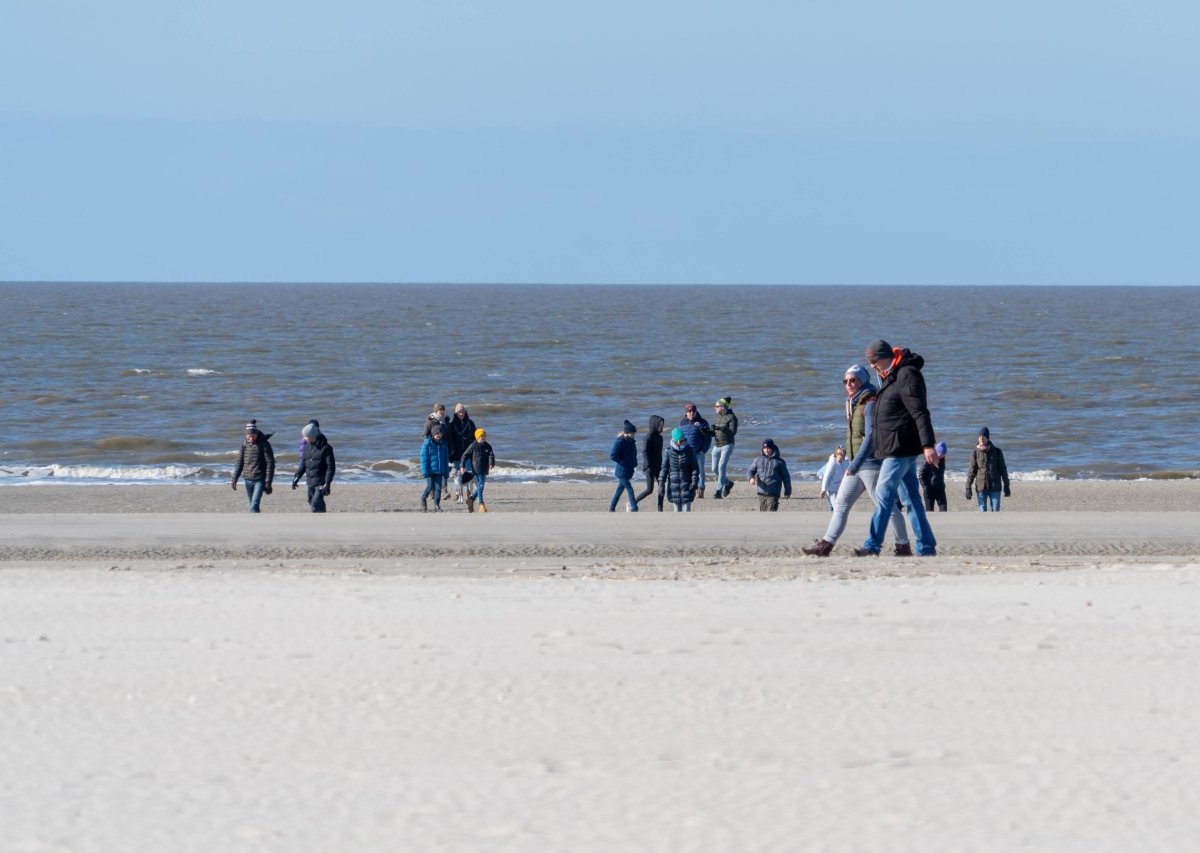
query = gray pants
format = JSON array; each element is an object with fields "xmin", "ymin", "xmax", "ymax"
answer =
[{"xmin": 820, "ymin": 464, "xmax": 908, "ymax": 545}]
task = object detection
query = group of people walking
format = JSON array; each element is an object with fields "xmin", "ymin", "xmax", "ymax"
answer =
[
  {"xmin": 419, "ymin": 403, "xmax": 494, "ymax": 513},
  {"xmin": 231, "ymin": 418, "xmax": 335, "ymax": 513}
]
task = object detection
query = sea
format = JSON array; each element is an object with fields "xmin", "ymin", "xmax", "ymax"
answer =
[{"xmin": 2, "ymin": 283, "xmax": 1197, "ymax": 486}]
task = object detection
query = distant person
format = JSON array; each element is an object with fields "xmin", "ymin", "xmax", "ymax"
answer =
[
  {"xmin": 609, "ymin": 420, "xmax": 640, "ymax": 512},
  {"xmin": 966, "ymin": 427, "xmax": 1010, "ymax": 512},
  {"xmin": 419, "ymin": 424, "xmax": 450, "ymax": 512},
  {"xmin": 298, "ymin": 418, "xmax": 319, "ymax": 460},
  {"xmin": 423, "ymin": 403, "xmax": 451, "ymax": 438},
  {"xmin": 659, "ymin": 427, "xmax": 700, "ymax": 512},
  {"xmin": 292, "ymin": 421, "xmax": 336, "ymax": 513},
  {"xmin": 231, "ymin": 419, "xmax": 276, "ymax": 513},
  {"xmin": 803, "ymin": 366, "xmax": 913, "ymax": 557},
  {"xmin": 678, "ymin": 403, "xmax": 712, "ymax": 498},
  {"xmin": 448, "ymin": 403, "xmax": 476, "ymax": 503},
  {"xmin": 634, "ymin": 415, "xmax": 666, "ymax": 511},
  {"xmin": 919, "ymin": 441, "xmax": 948, "ymax": 512},
  {"xmin": 460, "ymin": 427, "xmax": 496, "ymax": 513},
  {"xmin": 854, "ymin": 339, "xmax": 938, "ymax": 557},
  {"xmin": 748, "ymin": 438, "xmax": 792, "ymax": 511},
  {"xmin": 710, "ymin": 397, "xmax": 738, "ymax": 499},
  {"xmin": 818, "ymin": 445, "xmax": 849, "ymax": 511}
]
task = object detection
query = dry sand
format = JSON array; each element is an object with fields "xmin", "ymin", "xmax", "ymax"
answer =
[{"xmin": 2, "ymin": 480, "xmax": 1199, "ymax": 850}]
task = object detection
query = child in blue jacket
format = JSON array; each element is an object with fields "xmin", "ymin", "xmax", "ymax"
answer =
[
  {"xmin": 609, "ymin": 420, "xmax": 639, "ymax": 512},
  {"xmin": 420, "ymin": 425, "xmax": 450, "ymax": 512}
]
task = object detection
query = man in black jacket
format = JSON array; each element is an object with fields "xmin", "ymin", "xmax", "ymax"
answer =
[
  {"xmin": 855, "ymin": 339, "xmax": 939, "ymax": 557},
  {"xmin": 231, "ymin": 419, "xmax": 275, "ymax": 513}
]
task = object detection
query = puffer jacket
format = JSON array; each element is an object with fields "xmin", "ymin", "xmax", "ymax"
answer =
[
  {"xmin": 658, "ymin": 441, "xmax": 700, "ymax": 504},
  {"xmin": 420, "ymin": 435, "xmax": 450, "ymax": 478},
  {"xmin": 871, "ymin": 348, "xmax": 937, "ymax": 459},
  {"xmin": 610, "ymin": 435, "xmax": 638, "ymax": 479},
  {"xmin": 233, "ymin": 431, "xmax": 276, "ymax": 485},
  {"xmin": 711, "ymin": 410, "xmax": 738, "ymax": 447},
  {"xmin": 294, "ymin": 433, "xmax": 336, "ymax": 488},
  {"xmin": 748, "ymin": 452, "xmax": 792, "ymax": 498},
  {"xmin": 448, "ymin": 411, "xmax": 476, "ymax": 463},
  {"xmin": 679, "ymin": 415, "xmax": 712, "ymax": 455}
]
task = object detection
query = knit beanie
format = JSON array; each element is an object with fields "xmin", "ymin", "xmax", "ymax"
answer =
[
  {"xmin": 716, "ymin": 397, "xmax": 731, "ymax": 409},
  {"xmin": 843, "ymin": 364, "xmax": 871, "ymax": 386},
  {"xmin": 245, "ymin": 419, "xmax": 258, "ymax": 435},
  {"xmin": 475, "ymin": 428, "xmax": 486, "ymax": 440},
  {"xmin": 302, "ymin": 422, "xmax": 319, "ymax": 440},
  {"xmin": 762, "ymin": 438, "xmax": 777, "ymax": 453},
  {"xmin": 671, "ymin": 427, "xmax": 685, "ymax": 442},
  {"xmin": 431, "ymin": 424, "xmax": 443, "ymax": 437},
  {"xmin": 622, "ymin": 419, "xmax": 637, "ymax": 434},
  {"xmin": 979, "ymin": 426, "xmax": 990, "ymax": 438},
  {"xmin": 454, "ymin": 403, "xmax": 466, "ymax": 413},
  {"xmin": 866, "ymin": 339, "xmax": 893, "ymax": 362}
]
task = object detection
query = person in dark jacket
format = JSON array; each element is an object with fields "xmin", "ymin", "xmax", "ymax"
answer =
[
  {"xmin": 919, "ymin": 441, "xmax": 948, "ymax": 512},
  {"xmin": 658, "ymin": 427, "xmax": 700, "ymax": 512},
  {"xmin": 298, "ymin": 418, "xmax": 319, "ymax": 461},
  {"xmin": 420, "ymin": 424, "xmax": 451, "ymax": 512},
  {"xmin": 423, "ymin": 403, "xmax": 452, "ymax": 500},
  {"xmin": 710, "ymin": 397, "xmax": 739, "ymax": 499},
  {"xmin": 459, "ymin": 428, "xmax": 496, "ymax": 513},
  {"xmin": 232, "ymin": 419, "xmax": 276, "ymax": 513},
  {"xmin": 292, "ymin": 421, "xmax": 336, "ymax": 513},
  {"xmin": 747, "ymin": 438, "xmax": 791, "ymax": 511},
  {"xmin": 634, "ymin": 415, "xmax": 665, "ymax": 511},
  {"xmin": 609, "ymin": 420, "xmax": 639, "ymax": 512},
  {"xmin": 679, "ymin": 403, "xmax": 712, "ymax": 498},
  {"xmin": 966, "ymin": 427, "xmax": 1010, "ymax": 511},
  {"xmin": 855, "ymin": 340, "xmax": 939, "ymax": 557},
  {"xmin": 448, "ymin": 403, "xmax": 476, "ymax": 503}
]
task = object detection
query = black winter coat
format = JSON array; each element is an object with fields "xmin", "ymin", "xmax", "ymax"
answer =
[
  {"xmin": 461, "ymin": 440, "xmax": 495, "ymax": 476},
  {"xmin": 658, "ymin": 442, "xmax": 699, "ymax": 504},
  {"xmin": 448, "ymin": 413, "xmax": 476, "ymax": 463},
  {"xmin": 871, "ymin": 349, "xmax": 937, "ymax": 459},
  {"xmin": 642, "ymin": 415, "xmax": 665, "ymax": 477},
  {"xmin": 294, "ymin": 434, "xmax": 336, "ymax": 487}
]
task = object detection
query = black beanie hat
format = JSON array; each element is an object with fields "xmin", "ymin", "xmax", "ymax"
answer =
[{"xmin": 623, "ymin": 419, "xmax": 637, "ymax": 434}]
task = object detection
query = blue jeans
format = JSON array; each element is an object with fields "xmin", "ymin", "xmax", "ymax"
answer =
[
  {"xmin": 711, "ymin": 444, "xmax": 733, "ymax": 494},
  {"xmin": 694, "ymin": 452, "xmax": 707, "ymax": 491},
  {"xmin": 610, "ymin": 474, "xmax": 638, "ymax": 511},
  {"xmin": 977, "ymin": 491, "xmax": 1002, "ymax": 512},
  {"xmin": 864, "ymin": 456, "xmax": 937, "ymax": 556},
  {"xmin": 244, "ymin": 478, "xmax": 265, "ymax": 513},
  {"xmin": 422, "ymin": 475, "xmax": 444, "ymax": 507},
  {"xmin": 472, "ymin": 473, "xmax": 487, "ymax": 503}
]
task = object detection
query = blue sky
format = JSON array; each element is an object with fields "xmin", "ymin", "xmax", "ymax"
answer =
[{"xmin": 2, "ymin": 1, "xmax": 1197, "ymax": 284}]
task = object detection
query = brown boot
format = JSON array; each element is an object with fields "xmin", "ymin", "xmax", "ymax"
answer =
[
  {"xmin": 466, "ymin": 495, "xmax": 475, "ymax": 513},
  {"xmin": 802, "ymin": 539, "xmax": 834, "ymax": 557},
  {"xmin": 697, "ymin": 487, "xmax": 705, "ymax": 499},
  {"xmin": 478, "ymin": 501, "xmax": 487, "ymax": 513},
  {"xmin": 893, "ymin": 543, "xmax": 914, "ymax": 557}
]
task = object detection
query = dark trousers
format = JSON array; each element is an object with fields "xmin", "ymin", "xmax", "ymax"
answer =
[
  {"xmin": 634, "ymin": 470, "xmax": 661, "ymax": 509},
  {"xmin": 306, "ymin": 484, "xmax": 327, "ymax": 513},
  {"xmin": 758, "ymin": 494, "xmax": 780, "ymax": 512},
  {"xmin": 923, "ymin": 483, "xmax": 947, "ymax": 512}
]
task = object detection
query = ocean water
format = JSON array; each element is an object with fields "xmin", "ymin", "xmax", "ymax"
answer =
[{"xmin": 1, "ymin": 283, "xmax": 1197, "ymax": 485}]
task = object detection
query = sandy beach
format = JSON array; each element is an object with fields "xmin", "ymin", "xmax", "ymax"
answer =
[{"xmin": 3, "ymin": 479, "xmax": 1199, "ymax": 851}]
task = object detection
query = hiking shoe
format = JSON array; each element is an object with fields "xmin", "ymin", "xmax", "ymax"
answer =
[
  {"xmin": 852, "ymin": 547, "xmax": 880, "ymax": 557},
  {"xmin": 724, "ymin": 482, "xmax": 734, "ymax": 497},
  {"xmin": 466, "ymin": 495, "xmax": 475, "ymax": 513},
  {"xmin": 421, "ymin": 499, "xmax": 428, "ymax": 512},
  {"xmin": 478, "ymin": 502, "xmax": 487, "ymax": 513},
  {"xmin": 894, "ymin": 543, "xmax": 914, "ymax": 557},
  {"xmin": 712, "ymin": 491, "xmax": 723, "ymax": 500},
  {"xmin": 697, "ymin": 487, "xmax": 705, "ymax": 499},
  {"xmin": 802, "ymin": 539, "xmax": 834, "ymax": 557}
]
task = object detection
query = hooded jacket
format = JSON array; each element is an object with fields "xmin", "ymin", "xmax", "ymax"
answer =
[
  {"xmin": 233, "ymin": 431, "xmax": 276, "ymax": 485},
  {"xmin": 658, "ymin": 440, "xmax": 700, "ymax": 504},
  {"xmin": 748, "ymin": 446, "xmax": 792, "ymax": 497},
  {"xmin": 870, "ymin": 348, "xmax": 937, "ymax": 460},
  {"xmin": 966, "ymin": 443, "xmax": 1010, "ymax": 496},
  {"xmin": 460, "ymin": 439, "xmax": 495, "ymax": 476},
  {"xmin": 642, "ymin": 415, "xmax": 665, "ymax": 477},
  {"xmin": 448, "ymin": 410, "xmax": 476, "ymax": 462},
  {"xmin": 294, "ymin": 433, "xmax": 336, "ymax": 488}
]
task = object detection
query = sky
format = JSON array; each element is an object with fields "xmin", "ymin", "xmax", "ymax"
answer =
[{"xmin": 2, "ymin": 1, "xmax": 1197, "ymax": 285}]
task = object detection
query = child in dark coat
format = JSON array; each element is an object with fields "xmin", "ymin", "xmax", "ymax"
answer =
[
  {"xmin": 634, "ymin": 415, "xmax": 665, "ymax": 511},
  {"xmin": 747, "ymin": 438, "xmax": 792, "ymax": 512},
  {"xmin": 609, "ymin": 420, "xmax": 639, "ymax": 512}
]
